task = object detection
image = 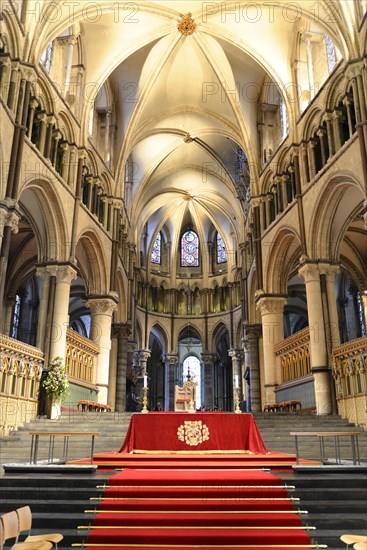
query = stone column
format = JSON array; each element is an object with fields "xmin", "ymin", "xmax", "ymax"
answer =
[
  {"xmin": 86, "ymin": 295, "xmax": 118, "ymax": 404},
  {"xmin": 308, "ymin": 140, "xmax": 317, "ymax": 179},
  {"xmin": 361, "ymin": 292, "xmax": 367, "ymax": 327},
  {"xmin": 320, "ymin": 263, "xmax": 341, "ymax": 349},
  {"xmin": 256, "ymin": 295, "xmax": 287, "ymax": 404},
  {"xmin": 64, "ymin": 36, "xmax": 77, "ymax": 99},
  {"xmin": 164, "ymin": 353, "xmax": 178, "ymax": 411},
  {"xmin": 201, "ymin": 352, "xmax": 215, "ymax": 410},
  {"xmin": 104, "ymin": 109, "xmax": 111, "ymax": 165},
  {"xmin": 228, "ymin": 349, "xmax": 243, "ymax": 409},
  {"xmin": 48, "ymin": 265, "xmax": 77, "ymax": 362},
  {"xmin": 113, "ymin": 322, "xmax": 131, "ymax": 412},
  {"xmin": 35, "ymin": 267, "xmax": 51, "ymax": 350},
  {"xmin": 26, "ymin": 98, "xmax": 38, "ymax": 139},
  {"xmin": 332, "ymin": 111, "xmax": 342, "ymax": 151},
  {"xmin": 0, "ymin": 208, "xmax": 20, "ymax": 322},
  {"xmin": 325, "ymin": 116, "xmax": 335, "ymax": 158},
  {"xmin": 317, "ymin": 128, "xmax": 328, "ymax": 166},
  {"xmin": 244, "ymin": 323, "xmax": 262, "ymax": 411},
  {"xmin": 60, "ymin": 143, "xmax": 70, "ymax": 183},
  {"xmin": 299, "ymin": 263, "xmax": 332, "ymax": 415}
]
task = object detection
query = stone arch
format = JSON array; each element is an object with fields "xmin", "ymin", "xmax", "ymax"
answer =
[
  {"xmin": 149, "ymin": 323, "xmax": 169, "ymax": 355},
  {"xmin": 309, "ymin": 172, "xmax": 364, "ymax": 260},
  {"xmin": 264, "ymin": 227, "xmax": 302, "ymax": 294},
  {"xmin": 57, "ymin": 110, "xmax": 76, "ymax": 144},
  {"xmin": 115, "ymin": 269, "xmax": 128, "ymax": 323},
  {"xmin": 75, "ymin": 229, "xmax": 109, "ymax": 295},
  {"xmin": 1, "ymin": 9, "xmax": 21, "ymax": 57},
  {"xmin": 19, "ymin": 178, "xmax": 69, "ymax": 262},
  {"xmin": 302, "ymin": 106, "xmax": 324, "ymax": 141}
]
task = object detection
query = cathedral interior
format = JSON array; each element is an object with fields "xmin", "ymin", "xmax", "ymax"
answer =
[{"xmin": 0, "ymin": 0, "xmax": 366, "ymax": 432}]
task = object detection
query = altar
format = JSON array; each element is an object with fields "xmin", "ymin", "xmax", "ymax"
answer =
[{"xmin": 119, "ymin": 412, "xmax": 267, "ymax": 454}]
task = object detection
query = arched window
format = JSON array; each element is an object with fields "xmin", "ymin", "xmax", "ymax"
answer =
[
  {"xmin": 217, "ymin": 233, "xmax": 227, "ymax": 264},
  {"xmin": 40, "ymin": 42, "xmax": 54, "ymax": 72},
  {"xmin": 181, "ymin": 230, "xmax": 199, "ymax": 267},
  {"xmin": 151, "ymin": 232, "xmax": 161, "ymax": 264},
  {"xmin": 325, "ymin": 35, "xmax": 337, "ymax": 74},
  {"xmin": 11, "ymin": 294, "xmax": 21, "ymax": 339}
]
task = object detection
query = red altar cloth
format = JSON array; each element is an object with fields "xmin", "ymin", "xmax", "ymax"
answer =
[{"xmin": 119, "ymin": 412, "xmax": 267, "ymax": 453}]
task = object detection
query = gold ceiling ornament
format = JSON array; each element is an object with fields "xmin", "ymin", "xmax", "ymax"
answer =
[
  {"xmin": 178, "ymin": 13, "xmax": 196, "ymax": 36},
  {"xmin": 177, "ymin": 420, "xmax": 210, "ymax": 446}
]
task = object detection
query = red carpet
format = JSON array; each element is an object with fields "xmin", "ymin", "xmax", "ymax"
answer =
[
  {"xmin": 82, "ymin": 468, "xmax": 314, "ymax": 549},
  {"xmin": 77, "ymin": 414, "xmax": 318, "ymax": 549}
]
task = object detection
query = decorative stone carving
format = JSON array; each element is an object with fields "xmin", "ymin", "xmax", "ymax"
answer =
[{"xmin": 178, "ymin": 13, "xmax": 196, "ymax": 35}]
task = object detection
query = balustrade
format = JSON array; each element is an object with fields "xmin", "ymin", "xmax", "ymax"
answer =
[
  {"xmin": 65, "ymin": 328, "xmax": 99, "ymax": 386},
  {"xmin": 0, "ymin": 334, "xmax": 44, "ymax": 435},
  {"xmin": 331, "ymin": 336, "xmax": 367, "ymax": 427},
  {"xmin": 274, "ymin": 327, "xmax": 311, "ymax": 383}
]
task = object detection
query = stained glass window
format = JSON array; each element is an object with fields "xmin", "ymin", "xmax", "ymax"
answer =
[
  {"xmin": 11, "ymin": 294, "xmax": 21, "ymax": 339},
  {"xmin": 279, "ymin": 95, "xmax": 289, "ymax": 139},
  {"xmin": 217, "ymin": 233, "xmax": 227, "ymax": 264},
  {"xmin": 151, "ymin": 232, "xmax": 161, "ymax": 264},
  {"xmin": 40, "ymin": 42, "xmax": 54, "ymax": 73},
  {"xmin": 325, "ymin": 35, "xmax": 337, "ymax": 74},
  {"xmin": 181, "ymin": 230, "xmax": 199, "ymax": 267}
]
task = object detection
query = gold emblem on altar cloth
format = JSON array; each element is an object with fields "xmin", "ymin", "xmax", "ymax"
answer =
[{"xmin": 177, "ymin": 420, "xmax": 210, "ymax": 446}]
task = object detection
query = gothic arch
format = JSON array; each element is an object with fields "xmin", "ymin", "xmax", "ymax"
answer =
[
  {"xmin": 309, "ymin": 172, "xmax": 364, "ymax": 260},
  {"xmin": 149, "ymin": 323, "xmax": 169, "ymax": 354},
  {"xmin": 19, "ymin": 178, "xmax": 69, "ymax": 262},
  {"xmin": 264, "ymin": 226, "xmax": 302, "ymax": 294},
  {"xmin": 75, "ymin": 229, "xmax": 109, "ymax": 295}
]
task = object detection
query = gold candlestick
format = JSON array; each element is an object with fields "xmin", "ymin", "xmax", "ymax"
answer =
[
  {"xmin": 141, "ymin": 386, "xmax": 148, "ymax": 414},
  {"xmin": 234, "ymin": 386, "xmax": 241, "ymax": 414}
]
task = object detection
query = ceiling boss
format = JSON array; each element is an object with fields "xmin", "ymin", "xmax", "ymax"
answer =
[{"xmin": 178, "ymin": 13, "xmax": 196, "ymax": 35}]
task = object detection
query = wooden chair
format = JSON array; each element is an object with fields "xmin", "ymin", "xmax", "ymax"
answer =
[
  {"xmin": 340, "ymin": 534, "xmax": 367, "ymax": 548},
  {"xmin": 16, "ymin": 506, "xmax": 63, "ymax": 548},
  {"xmin": 354, "ymin": 543, "xmax": 367, "ymax": 550},
  {"xmin": 0, "ymin": 511, "xmax": 52, "ymax": 550}
]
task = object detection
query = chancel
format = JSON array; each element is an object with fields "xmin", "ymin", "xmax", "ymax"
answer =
[{"xmin": 0, "ymin": 0, "xmax": 366, "ymax": 548}]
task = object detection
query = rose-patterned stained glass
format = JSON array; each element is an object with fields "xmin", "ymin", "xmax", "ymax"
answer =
[
  {"xmin": 151, "ymin": 232, "xmax": 161, "ymax": 264},
  {"xmin": 217, "ymin": 233, "xmax": 227, "ymax": 264},
  {"xmin": 181, "ymin": 230, "xmax": 199, "ymax": 267}
]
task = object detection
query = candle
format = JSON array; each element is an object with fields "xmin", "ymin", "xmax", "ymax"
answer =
[
  {"xmin": 143, "ymin": 375, "xmax": 148, "ymax": 388},
  {"xmin": 235, "ymin": 375, "xmax": 239, "ymax": 388}
]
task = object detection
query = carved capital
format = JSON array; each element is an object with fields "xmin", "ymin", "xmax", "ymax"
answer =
[
  {"xmin": 46, "ymin": 265, "xmax": 78, "ymax": 285},
  {"xmin": 228, "ymin": 348, "xmax": 244, "ymax": 361},
  {"xmin": 298, "ymin": 262, "xmax": 320, "ymax": 283},
  {"xmin": 87, "ymin": 296, "xmax": 118, "ymax": 316},
  {"xmin": 318, "ymin": 262, "xmax": 340, "ymax": 282},
  {"xmin": 112, "ymin": 322, "xmax": 132, "ymax": 339},
  {"xmin": 201, "ymin": 352, "xmax": 215, "ymax": 366},
  {"xmin": 163, "ymin": 353, "xmax": 178, "ymax": 367},
  {"xmin": 138, "ymin": 349, "xmax": 151, "ymax": 363},
  {"xmin": 256, "ymin": 295, "xmax": 287, "ymax": 316}
]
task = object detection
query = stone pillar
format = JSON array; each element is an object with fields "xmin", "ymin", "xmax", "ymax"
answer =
[
  {"xmin": 48, "ymin": 265, "xmax": 77, "ymax": 362},
  {"xmin": 325, "ymin": 116, "xmax": 335, "ymax": 158},
  {"xmin": 43, "ymin": 117, "xmax": 55, "ymax": 160},
  {"xmin": 164, "ymin": 353, "xmax": 178, "ymax": 411},
  {"xmin": 0, "ymin": 208, "xmax": 20, "ymax": 322},
  {"xmin": 113, "ymin": 322, "xmax": 132, "ymax": 412},
  {"xmin": 361, "ymin": 292, "xmax": 367, "ymax": 327},
  {"xmin": 64, "ymin": 36, "xmax": 77, "ymax": 99},
  {"xmin": 320, "ymin": 263, "xmax": 341, "ymax": 349},
  {"xmin": 86, "ymin": 295, "xmax": 118, "ymax": 404},
  {"xmin": 317, "ymin": 128, "xmax": 328, "ymax": 166},
  {"xmin": 299, "ymin": 263, "xmax": 332, "ymax": 415},
  {"xmin": 332, "ymin": 111, "xmax": 342, "ymax": 151},
  {"xmin": 26, "ymin": 98, "xmax": 38, "ymax": 139},
  {"xmin": 244, "ymin": 323, "xmax": 262, "ymax": 411},
  {"xmin": 201, "ymin": 353, "xmax": 215, "ymax": 410},
  {"xmin": 35, "ymin": 267, "xmax": 51, "ymax": 350},
  {"xmin": 104, "ymin": 109, "xmax": 111, "ymax": 165},
  {"xmin": 256, "ymin": 295, "xmax": 287, "ymax": 404},
  {"xmin": 308, "ymin": 140, "xmax": 317, "ymax": 179},
  {"xmin": 228, "ymin": 349, "xmax": 243, "ymax": 409}
]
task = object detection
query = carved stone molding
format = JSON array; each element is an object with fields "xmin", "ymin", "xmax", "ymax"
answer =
[
  {"xmin": 163, "ymin": 353, "xmax": 178, "ymax": 367},
  {"xmin": 298, "ymin": 262, "xmax": 320, "ymax": 283},
  {"xmin": 228, "ymin": 348, "xmax": 244, "ymax": 361},
  {"xmin": 178, "ymin": 13, "xmax": 196, "ymax": 35}
]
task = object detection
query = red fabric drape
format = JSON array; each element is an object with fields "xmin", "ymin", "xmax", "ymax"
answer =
[{"xmin": 119, "ymin": 412, "xmax": 267, "ymax": 453}]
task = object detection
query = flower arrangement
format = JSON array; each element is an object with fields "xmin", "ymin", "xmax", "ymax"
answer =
[{"xmin": 42, "ymin": 356, "xmax": 69, "ymax": 402}]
